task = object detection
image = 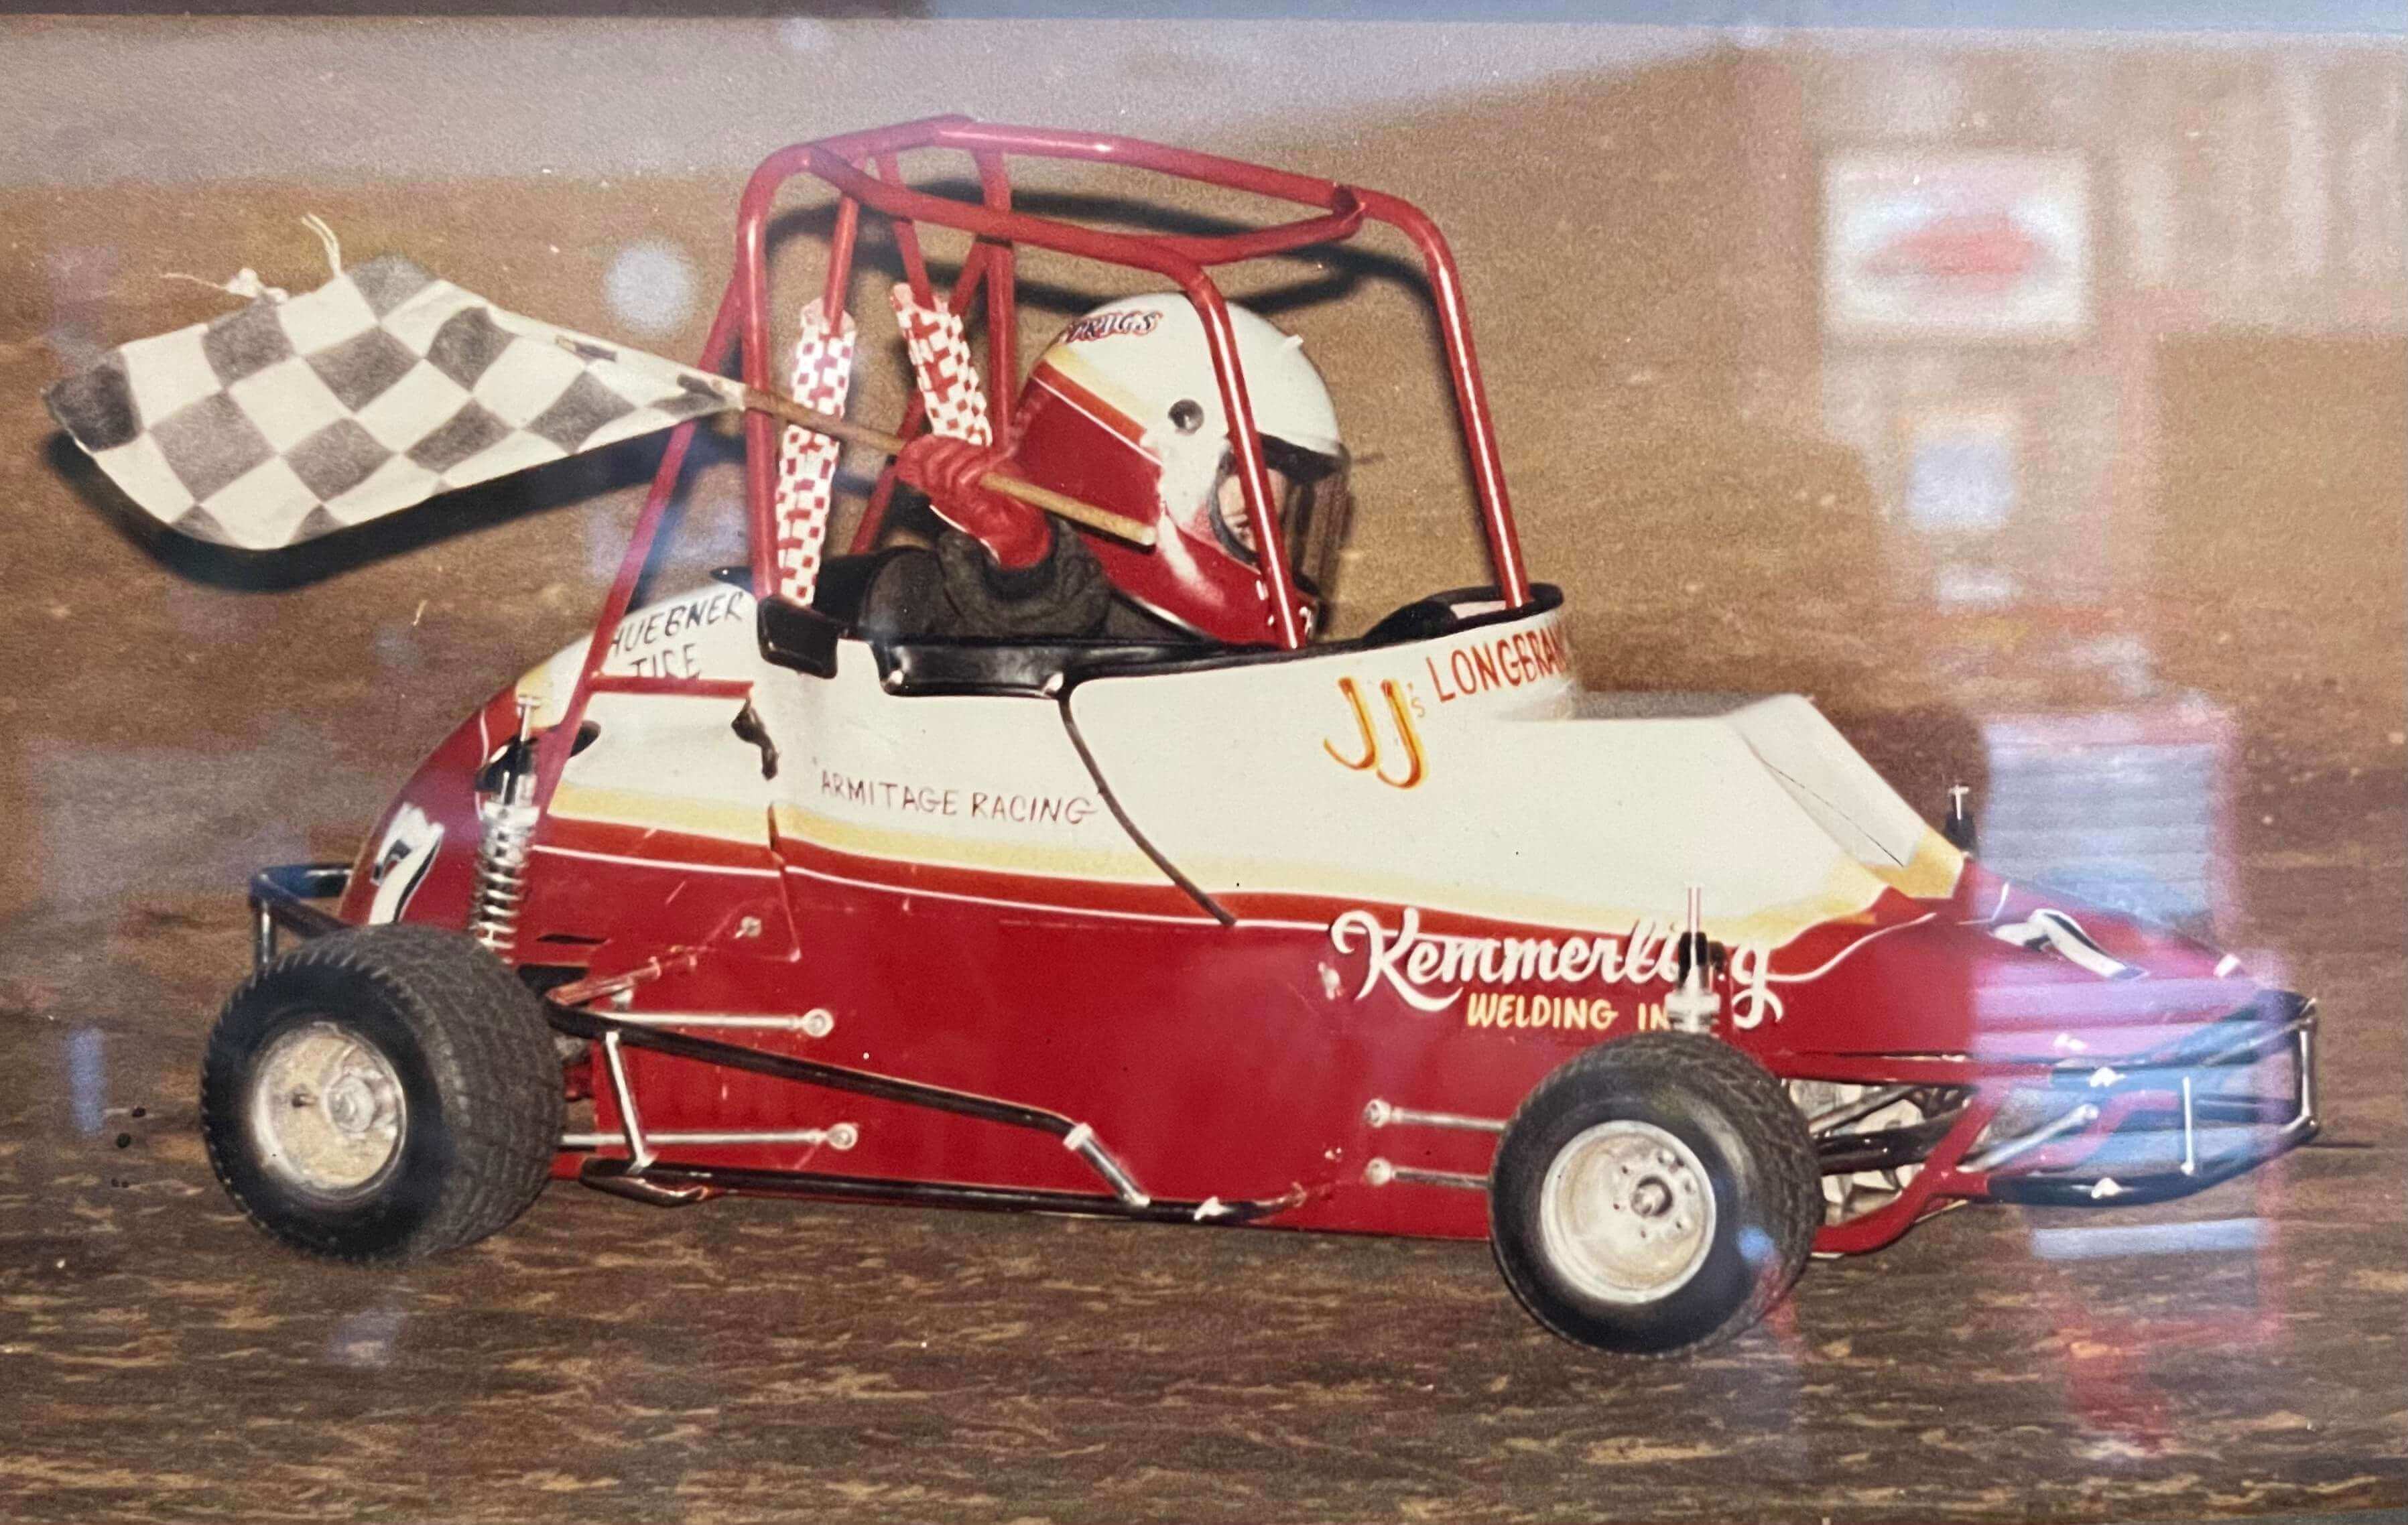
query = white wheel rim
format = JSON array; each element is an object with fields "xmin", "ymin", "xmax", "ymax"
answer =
[
  {"xmin": 247, "ymin": 1020, "xmax": 407, "ymax": 1201},
  {"xmin": 1537, "ymin": 1120, "xmax": 1716, "ymax": 1305}
]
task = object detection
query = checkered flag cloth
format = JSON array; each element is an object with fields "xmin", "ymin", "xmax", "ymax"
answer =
[
  {"xmin": 771, "ymin": 297, "xmax": 856, "ymax": 604},
  {"xmin": 44, "ymin": 255, "xmax": 727, "ymax": 550},
  {"xmin": 889, "ymin": 283, "xmax": 992, "ymax": 448}
]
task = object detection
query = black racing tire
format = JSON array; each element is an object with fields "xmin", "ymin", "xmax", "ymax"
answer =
[
  {"xmin": 200, "ymin": 923, "xmax": 562, "ymax": 1262},
  {"xmin": 1490, "ymin": 1033, "xmax": 1821, "ymax": 1357}
]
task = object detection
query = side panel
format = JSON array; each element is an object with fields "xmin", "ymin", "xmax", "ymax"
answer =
[
  {"xmin": 751, "ymin": 653, "xmax": 1176, "ymax": 901},
  {"xmin": 586, "ymin": 832, "xmax": 1596, "ymax": 1238},
  {"xmin": 338, "ymin": 592, "xmax": 2273, "ymax": 1244},
  {"xmin": 514, "ymin": 584, "xmax": 797, "ymax": 962},
  {"xmin": 554, "ymin": 637, "xmax": 1613, "ymax": 1236},
  {"xmin": 1066, "ymin": 610, "xmax": 1917, "ymax": 949},
  {"xmin": 338, "ymin": 581, "xmax": 774, "ymax": 942}
]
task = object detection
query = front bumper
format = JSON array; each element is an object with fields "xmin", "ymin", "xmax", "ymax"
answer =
[
  {"xmin": 1808, "ymin": 990, "xmax": 2320, "ymax": 1254},
  {"xmin": 1978, "ymin": 991, "xmax": 2319, "ymax": 1207}
]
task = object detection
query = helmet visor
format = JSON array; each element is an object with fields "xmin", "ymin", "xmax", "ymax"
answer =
[{"xmin": 1208, "ymin": 438, "xmax": 1353, "ymax": 607}]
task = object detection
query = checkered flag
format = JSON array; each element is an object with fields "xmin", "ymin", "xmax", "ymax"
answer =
[{"xmin": 44, "ymin": 255, "xmax": 728, "ymax": 550}]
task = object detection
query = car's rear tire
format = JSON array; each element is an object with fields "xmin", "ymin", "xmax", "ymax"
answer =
[
  {"xmin": 1490, "ymin": 1033, "xmax": 1820, "ymax": 1356},
  {"xmin": 200, "ymin": 923, "xmax": 562, "ymax": 1262}
]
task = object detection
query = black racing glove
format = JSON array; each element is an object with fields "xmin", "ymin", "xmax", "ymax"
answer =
[{"xmin": 928, "ymin": 522, "xmax": 1115, "ymax": 639}]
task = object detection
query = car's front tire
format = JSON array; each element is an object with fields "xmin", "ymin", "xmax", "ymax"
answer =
[
  {"xmin": 200, "ymin": 924, "xmax": 561, "ymax": 1262},
  {"xmin": 1490, "ymin": 1033, "xmax": 1820, "ymax": 1356}
]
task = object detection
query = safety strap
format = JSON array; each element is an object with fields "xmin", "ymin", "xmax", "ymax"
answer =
[
  {"xmin": 889, "ymin": 283, "xmax": 992, "ymax": 447},
  {"xmin": 771, "ymin": 297, "xmax": 857, "ymax": 604}
]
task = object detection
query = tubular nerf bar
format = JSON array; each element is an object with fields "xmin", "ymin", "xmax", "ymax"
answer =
[
  {"xmin": 548, "ymin": 1002, "xmax": 1157, "ymax": 1208},
  {"xmin": 247, "ymin": 862, "xmax": 351, "ymax": 967}
]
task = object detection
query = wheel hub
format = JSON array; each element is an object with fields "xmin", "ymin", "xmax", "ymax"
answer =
[
  {"xmin": 1629, "ymin": 1175, "xmax": 1674, "ymax": 1218},
  {"xmin": 1537, "ymin": 1121, "xmax": 1716, "ymax": 1304},
  {"xmin": 248, "ymin": 1021, "xmax": 407, "ymax": 1201}
]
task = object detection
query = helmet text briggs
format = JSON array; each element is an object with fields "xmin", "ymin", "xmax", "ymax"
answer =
[{"xmin": 1061, "ymin": 309, "xmax": 1163, "ymax": 343}]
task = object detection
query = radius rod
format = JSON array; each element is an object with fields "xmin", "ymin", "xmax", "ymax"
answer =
[{"xmin": 551, "ymin": 1003, "xmax": 1161, "ymax": 1208}]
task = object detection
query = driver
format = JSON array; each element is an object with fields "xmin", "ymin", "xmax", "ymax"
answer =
[{"xmin": 860, "ymin": 294, "xmax": 1352, "ymax": 645}]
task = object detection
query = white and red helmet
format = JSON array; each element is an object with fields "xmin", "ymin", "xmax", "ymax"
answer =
[{"xmin": 1012, "ymin": 294, "xmax": 1350, "ymax": 643}]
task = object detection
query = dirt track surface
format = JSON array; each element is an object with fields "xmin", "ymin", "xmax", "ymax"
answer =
[{"xmin": 3, "ymin": 27, "xmax": 2405, "ymax": 1524}]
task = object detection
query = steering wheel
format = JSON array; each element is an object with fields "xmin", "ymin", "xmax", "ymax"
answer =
[{"xmin": 1360, "ymin": 592, "xmax": 1492, "ymax": 647}]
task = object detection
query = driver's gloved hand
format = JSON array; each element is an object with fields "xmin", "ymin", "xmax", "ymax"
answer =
[
  {"xmin": 893, "ymin": 433, "xmax": 1052, "ymax": 570},
  {"xmin": 932, "ymin": 523, "xmax": 1114, "ymax": 639}
]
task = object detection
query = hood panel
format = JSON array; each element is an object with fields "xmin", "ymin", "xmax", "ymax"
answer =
[
  {"xmin": 1069, "ymin": 610, "xmax": 1964, "ymax": 948},
  {"xmin": 1768, "ymin": 897, "xmax": 2263, "ymax": 1062}
]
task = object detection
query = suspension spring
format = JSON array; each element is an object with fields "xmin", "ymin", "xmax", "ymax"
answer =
[{"xmin": 469, "ymin": 798, "xmax": 538, "ymax": 955}]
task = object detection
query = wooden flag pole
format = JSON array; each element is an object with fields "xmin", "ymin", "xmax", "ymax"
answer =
[
  {"xmin": 728, "ymin": 381, "xmax": 1157, "ymax": 548},
  {"xmin": 552, "ymin": 332, "xmax": 1155, "ymax": 548}
]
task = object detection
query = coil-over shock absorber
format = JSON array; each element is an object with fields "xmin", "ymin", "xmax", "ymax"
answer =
[
  {"xmin": 470, "ymin": 697, "xmax": 540, "ymax": 956},
  {"xmin": 1664, "ymin": 884, "xmax": 1721, "ymax": 1035}
]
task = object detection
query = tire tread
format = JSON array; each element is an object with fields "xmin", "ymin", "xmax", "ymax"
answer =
[
  {"xmin": 200, "ymin": 924, "xmax": 560, "ymax": 1263},
  {"xmin": 1493, "ymin": 1033, "xmax": 1822, "ymax": 1357}
]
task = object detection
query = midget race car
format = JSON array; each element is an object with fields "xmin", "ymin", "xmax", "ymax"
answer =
[{"xmin": 58, "ymin": 119, "xmax": 2319, "ymax": 1356}]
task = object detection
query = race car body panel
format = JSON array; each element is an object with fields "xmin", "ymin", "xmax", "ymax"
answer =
[
  {"xmin": 1066, "ymin": 606, "xmax": 1962, "ymax": 953},
  {"xmin": 316, "ymin": 576, "xmax": 2313, "ymax": 1249}
]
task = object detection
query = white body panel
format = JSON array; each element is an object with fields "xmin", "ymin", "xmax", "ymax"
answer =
[
  {"xmin": 753, "ymin": 653, "xmax": 1169, "ymax": 888},
  {"xmin": 517, "ymin": 582, "xmax": 1168, "ymax": 886},
  {"xmin": 521, "ymin": 583, "xmax": 779, "ymax": 848},
  {"xmin": 513, "ymin": 587, "xmax": 1956, "ymax": 947},
  {"xmin": 1068, "ymin": 605, "xmax": 1957, "ymax": 947}
]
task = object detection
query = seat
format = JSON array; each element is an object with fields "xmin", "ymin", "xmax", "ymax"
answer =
[
  {"xmin": 872, "ymin": 637, "xmax": 1204, "ymax": 696},
  {"xmin": 741, "ymin": 553, "xmax": 1206, "ymax": 691}
]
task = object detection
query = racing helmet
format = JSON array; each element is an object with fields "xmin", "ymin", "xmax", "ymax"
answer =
[{"xmin": 1010, "ymin": 294, "xmax": 1350, "ymax": 643}]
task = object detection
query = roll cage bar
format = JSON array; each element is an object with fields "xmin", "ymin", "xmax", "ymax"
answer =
[{"xmin": 533, "ymin": 117, "xmax": 1529, "ymax": 807}]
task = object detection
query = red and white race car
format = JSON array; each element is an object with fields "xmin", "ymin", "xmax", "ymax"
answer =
[{"xmin": 109, "ymin": 120, "xmax": 2313, "ymax": 1356}]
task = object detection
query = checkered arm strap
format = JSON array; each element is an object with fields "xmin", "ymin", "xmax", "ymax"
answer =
[
  {"xmin": 889, "ymin": 283, "xmax": 991, "ymax": 447},
  {"xmin": 771, "ymin": 297, "xmax": 857, "ymax": 605}
]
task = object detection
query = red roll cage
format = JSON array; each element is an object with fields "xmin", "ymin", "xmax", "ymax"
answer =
[{"xmin": 535, "ymin": 117, "xmax": 1529, "ymax": 805}]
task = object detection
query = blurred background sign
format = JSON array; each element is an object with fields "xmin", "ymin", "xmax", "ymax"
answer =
[
  {"xmin": 1824, "ymin": 151, "xmax": 2092, "ymax": 341},
  {"xmin": 1903, "ymin": 401, "xmax": 2021, "ymax": 535}
]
